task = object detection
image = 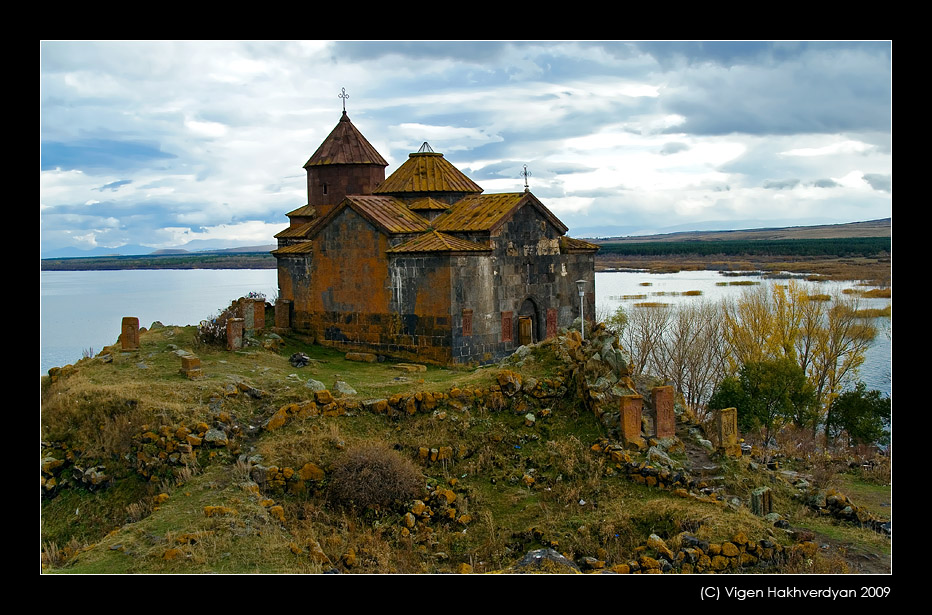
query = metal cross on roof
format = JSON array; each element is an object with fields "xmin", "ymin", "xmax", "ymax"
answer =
[
  {"xmin": 339, "ymin": 87, "xmax": 349, "ymax": 112},
  {"xmin": 522, "ymin": 164, "xmax": 532, "ymax": 192}
]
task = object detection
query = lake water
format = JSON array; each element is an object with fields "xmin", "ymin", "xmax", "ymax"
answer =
[
  {"xmin": 40, "ymin": 269, "xmax": 279, "ymax": 375},
  {"xmin": 40, "ymin": 268, "xmax": 891, "ymax": 397},
  {"xmin": 595, "ymin": 270, "xmax": 892, "ymax": 397}
]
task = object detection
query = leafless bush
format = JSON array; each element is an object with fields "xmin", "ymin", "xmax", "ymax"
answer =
[
  {"xmin": 196, "ymin": 305, "xmax": 237, "ymax": 347},
  {"xmin": 328, "ymin": 443, "xmax": 424, "ymax": 513}
]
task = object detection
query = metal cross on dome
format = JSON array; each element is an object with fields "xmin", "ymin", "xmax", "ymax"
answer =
[{"xmin": 339, "ymin": 88, "xmax": 349, "ymax": 112}]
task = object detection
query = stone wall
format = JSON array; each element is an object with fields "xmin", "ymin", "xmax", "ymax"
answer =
[{"xmin": 277, "ymin": 201, "xmax": 596, "ymax": 366}]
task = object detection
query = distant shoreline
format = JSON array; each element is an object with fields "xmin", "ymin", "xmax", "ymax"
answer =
[
  {"xmin": 40, "ymin": 219, "xmax": 891, "ymax": 282},
  {"xmin": 40, "ymin": 252, "xmax": 277, "ymax": 271}
]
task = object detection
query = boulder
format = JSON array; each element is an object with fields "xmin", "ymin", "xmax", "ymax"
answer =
[
  {"xmin": 203, "ymin": 428, "xmax": 229, "ymax": 446},
  {"xmin": 507, "ymin": 548, "xmax": 582, "ymax": 574},
  {"xmin": 332, "ymin": 380, "xmax": 357, "ymax": 397},
  {"xmin": 303, "ymin": 378, "xmax": 326, "ymax": 391}
]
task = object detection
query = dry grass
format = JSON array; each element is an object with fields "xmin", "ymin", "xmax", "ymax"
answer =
[{"xmin": 42, "ymin": 317, "xmax": 889, "ymax": 575}]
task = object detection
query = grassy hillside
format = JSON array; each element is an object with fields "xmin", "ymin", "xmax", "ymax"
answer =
[{"xmin": 40, "ymin": 320, "xmax": 890, "ymax": 575}]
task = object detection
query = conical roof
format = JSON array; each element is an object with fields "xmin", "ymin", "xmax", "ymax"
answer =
[
  {"xmin": 374, "ymin": 150, "xmax": 482, "ymax": 196},
  {"xmin": 304, "ymin": 111, "xmax": 388, "ymax": 168}
]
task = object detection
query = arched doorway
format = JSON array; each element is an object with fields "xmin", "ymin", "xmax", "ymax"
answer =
[{"xmin": 517, "ymin": 297, "xmax": 540, "ymax": 346}]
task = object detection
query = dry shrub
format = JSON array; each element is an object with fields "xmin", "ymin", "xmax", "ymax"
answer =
[
  {"xmin": 328, "ymin": 443, "xmax": 424, "ymax": 513},
  {"xmin": 41, "ymin": 541, "xmax": 64, "ymax": 568},
  {"xmin": 125, "ymin": 498, "xmax": 153, "ymax": 523},
  {"xmin": 775, "ymin": 425, "xmax": 821, "ymax": 461},
  {"xmin": 195, "ymin": 303, "xmax": 238, "ymax": 347},
  {"xmin": 808, "ymin": 454, "xmax": 841, "ymax": 491}
]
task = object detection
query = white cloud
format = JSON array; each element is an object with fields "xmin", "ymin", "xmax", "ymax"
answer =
[
  {"xmin": 184, "ymin": 117, "xmax": 229, "ymax": 138},
  {"xmin": 40, "ymin": 41, "xmax": 892, "ymax": 254},
  {"xmin": 781, "ymin": 140, "xmax": 875, "ymax": 157}
]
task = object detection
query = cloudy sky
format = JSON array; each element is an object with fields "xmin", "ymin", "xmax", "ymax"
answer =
[{"xmin": 40, "ymin": 40, "xmax": 892, "ymax": 257}]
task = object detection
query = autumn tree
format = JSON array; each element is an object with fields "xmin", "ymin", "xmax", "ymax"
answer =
[{"xmin": 720, "ymin": 280, "xmax": 878, "ymax": 436}]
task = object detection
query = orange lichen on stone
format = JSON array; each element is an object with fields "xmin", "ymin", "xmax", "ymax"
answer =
[
  {"xmin": 269, "ymin": 505, "xmax": 285, "ymax": 522},
  {"xmin": 264, "ymin": 407, "xmax": 290, "ymax": 431},
  {"xmin": 298, "ymin": 462, "xmax": 325, "ymax": 481},
  {"xmin": 163, "ymin": 547, "xmax": 185, "ymax": 560}
]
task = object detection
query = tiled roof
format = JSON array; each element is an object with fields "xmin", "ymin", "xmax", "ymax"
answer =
[
  {"xmin": 387, "ymin": 230, "xmax": 492, "ymax": 254},
  {"xmin": 407, "ymin": 196, "xmax": 451, "ymax": 211},
  {"xmin": 286, "ymin": 204, "xmax": 316, "ymax": 218},
  {"xmin": 560, "ymin": 236, "xmax": 601, "ymax": 253},
  {"xmin": 271, "ymin": 241, "xmax": 314, "ymax": 255},
  {"xmin": 314, "ymin": 195, "xmax": 432, "ymax": 236},
  {"xmin": 274, "ymin": 220, "xmax": 322, "ymax": 239},
  {"xmin": 433, "ymin": 192, "xmax": 568, "ymax": 235},
  {"xmin": 374, "ymin": 152, "xmax": 482, "ymax": 196},
  {"xmin": 304, "ymin": 112, "xmax": 388, "ymax": 168}
]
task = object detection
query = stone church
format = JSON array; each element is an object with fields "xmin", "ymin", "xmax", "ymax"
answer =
[{"xmin": 272, "ymin": 108, "xmax": 598, "ymax": 365}]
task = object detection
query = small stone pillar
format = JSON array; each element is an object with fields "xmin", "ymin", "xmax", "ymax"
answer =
[
  {"xmin": 652, "ymin": 385, "xmax": 676, "ymax": 439},
  {"xmin": 239, "ymin": 299, "xmax": 255, "ymax": 336},
  {"xmin": 275, "ymin": 299, "xmax": 292, "ymax": 330},
  {"xmin": 716, "ymin": 407, "xmax": 741, "ymax": 458},
  {"xmin": 179, "ymin": 355, "xmax": 203, "ymax": 379},
  {"xmin": 253, "ymin": 298, "xmax": 265, "ymax": 331},
  {"xmin": 121, "ymin": 317, "xmax": 140, "ymax": 350},
  {"xmin": 751, "ymin": 486, "xmax": 773, "ymax": 516},
  {"xmin": 620, "ymin": 395, "xmax": 646, "ymax": 450},
  {"xmin": 226, "ymin": 318, "xmax": 245, "ymax": 351}
]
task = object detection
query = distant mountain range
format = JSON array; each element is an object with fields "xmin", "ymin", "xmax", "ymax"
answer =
[{"xmin": 40, "ymin": 243, "xmax": 277, "ymax": 259}]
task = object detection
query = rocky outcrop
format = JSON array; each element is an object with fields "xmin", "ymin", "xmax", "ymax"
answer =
[{"xmin": 800, "ymin": 488, "xmax": 891, "ymax": 536}]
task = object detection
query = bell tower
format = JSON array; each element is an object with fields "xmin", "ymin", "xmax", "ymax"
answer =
[{"xmin": 303, "ymin": 90, "xmax": 388, "ymax": 219}]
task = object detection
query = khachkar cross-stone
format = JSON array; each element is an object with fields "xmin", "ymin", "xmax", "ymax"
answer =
[{"xmin": 339, "ymin": 88, "xmax": 349, "ymax": 112}]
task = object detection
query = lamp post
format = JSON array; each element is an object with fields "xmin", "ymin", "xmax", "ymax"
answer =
[{"xmin": 576, "ymin": 279, "xmax": 587, "ymax": 341}]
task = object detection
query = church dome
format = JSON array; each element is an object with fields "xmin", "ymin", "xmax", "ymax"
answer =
[{"xmin": 374, "ymin": 144, "xmax": 482, "ymax": 197}]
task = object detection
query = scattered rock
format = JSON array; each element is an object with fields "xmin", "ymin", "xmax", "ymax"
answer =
[
  {"xmin": 304, "ymin": 378, "xmax": 327, "ymax": 391},
  {"xmin": 289, "ymin": 353, "xmax": 310, "ymax": 368},
  {"xmin": 203, "ymin": 428, "xmax": 228, "ymax": 447},
  {"xmin": 332, "ymin": 380, "xmax": 357, "ymax": 397}
]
